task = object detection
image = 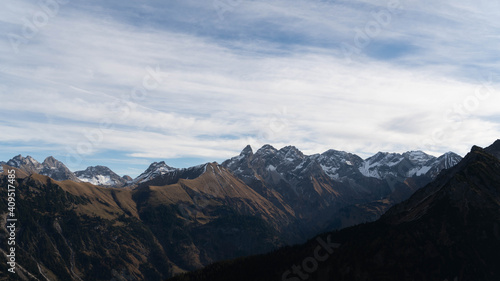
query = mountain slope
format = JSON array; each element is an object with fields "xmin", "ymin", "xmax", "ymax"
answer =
[
  {"xmin": 169, "ymin": 142, "xmax": 500, "ymax": 281},
  {"xmin": 0, "ymin": 170, "xmax": 173, "ymax": 281},
  {"xmin": 0, "ymin": 162, "xmax": 288, "ymax": 280},
  {"xmin": 133, "ymin": 162, "xmax": 288, "ymax": 270}
]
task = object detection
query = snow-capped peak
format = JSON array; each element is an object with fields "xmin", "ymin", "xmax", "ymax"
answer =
[
  {"xmin": 402, "ymin": 151, "xmax": 435, "ymax": 166},
  {"xmin": 7, "ymin": 154, "xmax": 26, "ymax": 168},
  {"xmin": 240, "ymin": 145, "xmax": 253, "ymax": 157},
  {"xmin": 132, "ymin": 161, "xmax": 176, "ymax": 184},
  {"xmin": 26, "ymin": 155, "xmax": 40, "ymax": 165},
  {"xmin": 75, "ymin": 165, "xmax": 126, "ymax": 186},
  {"xmin": 278, "ymin": 146, "xmax": 304, "ymax": 162},
  {"xmin": 357, "ymin": 152, "xmax": 403, "ymax": 178},
  {"xmin": 255, "ymin": 144, "xmax": 278, "ymax": 156}
]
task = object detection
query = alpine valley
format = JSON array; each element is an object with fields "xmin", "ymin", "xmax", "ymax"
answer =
[{"xmin": 0, "ymin": 143, "xmax": 471, "ymax": 280}]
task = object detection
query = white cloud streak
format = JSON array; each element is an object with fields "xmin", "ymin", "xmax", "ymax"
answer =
[{"xmin": 1, "ymin": 0, "xmax": 499, "ymax": 172}]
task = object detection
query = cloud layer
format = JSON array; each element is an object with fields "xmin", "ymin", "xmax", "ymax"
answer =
[{"xmin": 1, "ymin": 0, "xmax": 499, "ymax": 175}]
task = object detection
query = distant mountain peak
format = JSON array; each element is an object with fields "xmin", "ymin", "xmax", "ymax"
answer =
[
  {"xmin": 279, "ymin": 145, "xmax": 299, "ymax": 152},
  {"xmin": 132, "ymin": 161, "xmax": 176, "ymax": 184},
  {"xmin": 471, "ymin": 145, "xmax": 483, "ymax": 152},
  {"xmin": 402, "ymin": 150, "xmax": 435, "ymax": 166},
  {"xmin": 148, "ymin": 161, "xmax": 174, "ymax": 172},
  {"xmin": 42, "ymin": 156, "xmax": 64, "ymax": 167},
  {"xmin": 11, "ymin": 154, "xmax": 23, "ymax": 160},
  {"xmin": 484, "ymin": 139, "xmax": 500, "ymax": 160},
  {"xmin": 44, "ymin": 155, "xmax": 57, "ymax": 161},
  {"xmin": 7, "ymin": 154, "xmax": 30, "ymax": 168},
  {"xmin": 442, "ymin": 151, "xmax": 462, "ymax": 159},
  {"xmin": 75, "ymin": 165, "xmax": 125, "ymax": 187},
  {"xmin": 371, "ymin": 151, "xmax": 390, "ymax": 157},
  {"xmin": 365, "ymin": 151, "xmax": 403, "ymax": 165},
  {"xmin": 278, "ymin": 145, "xmax": 304, "ymax": 160},
  {"xmin": 322, "ymin": 149, "xmax": 346, "ymax": 156},
  {"xmin": 4, "ymin": 155, "xmax": 79, "ymax": 182},
  {"xmin": 26, "ymin": 155, "xmax": 39, "ymax": 162},
  {"xmin": 240, "ymin": 145, "xmax": 253, "ymax": 156},
  {"xmin": 256, "ymin": 144, "xmax": 278, "ymax": 155},
  {"xmin": 402, "ymin": 150, "xmax": 431, "ymax": 157}
]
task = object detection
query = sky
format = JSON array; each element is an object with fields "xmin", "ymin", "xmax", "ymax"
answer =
[{"xmin": 1, "ymin": 0, "xmax": 500, "ymax": 177}]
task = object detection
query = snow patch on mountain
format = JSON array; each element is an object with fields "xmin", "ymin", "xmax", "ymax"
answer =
[
  {"xmin": 403, "ymin": 151, "xmax": 434, "ymax": 166},
  {"xmin": 320, "ymin": 164, "xmax": 339, "ymax": 179},
  {"xmin": 74, "ymin": 165, "xmax": 126, "ymax": 187},
  {"xmin": 412, "ymin": 165, "xmax": 432, "ymax": 176},
  {"xmin": 79, "ymin": 175, "xmax": 115, "ymax": 186},
  {"xmin": 358, "ymin": 161, "xmax": 383, "ymax": 179}
]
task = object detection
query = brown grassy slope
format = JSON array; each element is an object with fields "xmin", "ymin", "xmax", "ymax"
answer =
[
  {"xmin": 3, "ymin": 165, "xmax": 138, "ymax": 220},
  {"xmin": 142, "ymin": 163, "xmax": 291, "ymax": 229}
]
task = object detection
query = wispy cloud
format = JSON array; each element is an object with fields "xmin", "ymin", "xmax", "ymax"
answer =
[{"xmin": 1, "ymin": 0, "xmax": 499, "ymax": 175}]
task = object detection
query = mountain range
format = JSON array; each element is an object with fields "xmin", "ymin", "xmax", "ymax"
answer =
[
  {"xmin": 0, "ymin": 155, "xmax": 80, "ymax": 182},
  {"xmin": 0, "ymin": 144, "xmax": 466, "ymax": 280},
  {"xmin": 0, "ymin": 147, "xmax": 461, "ymax": 241},
  {"xmin": 169, "ymin": 139, "xmax": 500, "ymax": 281},
  {"xmin": 1, "ymin": 146, "xmax": 462, "ymax": 189}
]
